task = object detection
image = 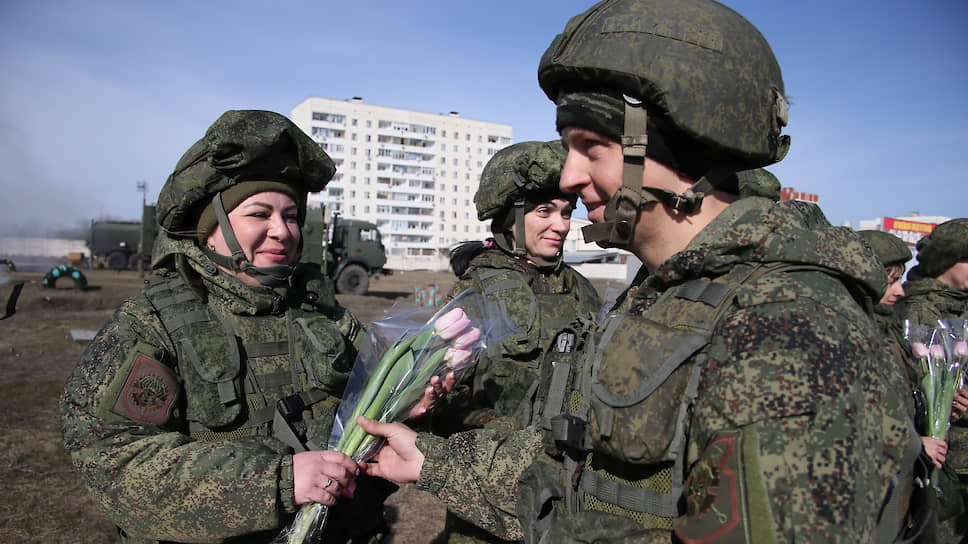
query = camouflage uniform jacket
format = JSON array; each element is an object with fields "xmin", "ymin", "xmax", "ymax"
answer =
[
  {"xmin": 59, "ymin": 238, "xmax": 372, "ymax": 543},
  {"xmin": 895, "ymin": 276, "xmax": 968, "ymax": 326},
  {"xmin": 410, "ymin": 198, "xmax": 914, "ymax": 543},
  {"xmin": 438, "ymin": 249, "xmax": 601, "ymax": 435},
  {"xmin": 896, "ymin": 277, "xmax": 968, "ymax": 472},
  {"xmin": 873, "ymin": 303, "xmax": 919, "ymax": 422}
]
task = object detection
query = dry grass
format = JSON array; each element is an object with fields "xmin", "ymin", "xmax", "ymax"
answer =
[{"xmin": 0, "ymin": 267, "xmax": 616, "ymax": 543}]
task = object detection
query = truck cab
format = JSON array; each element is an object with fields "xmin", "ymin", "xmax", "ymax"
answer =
[{"xmin": 302, "ymin": 207, "xmax": 388, "ymax": 295}]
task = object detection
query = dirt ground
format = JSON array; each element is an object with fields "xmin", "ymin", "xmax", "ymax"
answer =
[{"xmin": 0, "ymin": 267, "xmax": 617, "ymax": 543}]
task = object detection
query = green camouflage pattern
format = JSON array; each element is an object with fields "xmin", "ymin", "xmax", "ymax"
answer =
[
  {"xmin": 873, "ymin": 303, "xmax": 919, "ymax": 421},
  {"xmin": 859, "ymin": 230, "xmax": 913, "ymax": 268},
  {"xmin": 155, "ymin": 110, "xmax": 335, "ymax": 237},
  {"xmin": 474, "ymin": 141, "xmax": 569, "ymax": 222},
  {"xmin": 538, "ymin": 0, "xmax": 790, "ymax": 169},
  {"xmin": 736, "ymin": 168, "xmax": 781, "ymax": 201},
  {"xmin": 896, "ymin": 274, "xmax": 968, "ymax": 540},
  {"xmin": 895, "ymin": 276, "xmax": 968, "ymax": 328},
  {"xmin": 435, "ymin": 250, "xmax": 600, "ymax": 544},
  {"xmin": 411, "ymin": 198, "xmax": 912, "ymax": 542},
  {"xmin": 416, "ymin": 427, "xmax": 546, "ymax": 541},
  {"xmin": 909, "ymin": 218, "xmax": 968, "ymax": 279},
  {"xmin": 896, "ymin": 276, "xmax": 968, "ymax": 471},
  {"xmin": 58, "ymin": 236, "xmax": 380, "ymax": 543},
  {"xmin": 438, "ymin": 250, "xmax": 600, "ymax": 434}
]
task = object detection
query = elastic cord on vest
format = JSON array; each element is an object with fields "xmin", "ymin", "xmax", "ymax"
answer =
[{"xmin": 201, "ymin": 191, "xmax": 296, "ymax": 288}]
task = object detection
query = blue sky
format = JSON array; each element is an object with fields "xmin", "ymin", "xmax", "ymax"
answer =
[{"xmin": 1, "ymin": 0, "xmax": 965, "ymax": 235}]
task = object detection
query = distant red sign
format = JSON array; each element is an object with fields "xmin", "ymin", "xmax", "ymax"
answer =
[{"xmin": 883, "ymin": 217, "xmax": 936, "ymax": 246}]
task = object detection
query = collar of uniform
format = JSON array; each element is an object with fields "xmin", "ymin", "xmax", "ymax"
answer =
[{"xmin": 180, "ymin": 241, "xmax": 286, "ymax": 315}]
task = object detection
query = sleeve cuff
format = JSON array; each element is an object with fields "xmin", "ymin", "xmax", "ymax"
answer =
[
  {"xmin": 414, "ymin": 432, "xmax": 451, "ymax": 495},
  {"xmin": 279, "ymin": 455, "xmax": 298, "ymax": 513}
]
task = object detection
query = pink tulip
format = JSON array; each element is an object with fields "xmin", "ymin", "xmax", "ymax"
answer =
[
  {"xmin": 955, "ymin": 341, "xmax": 968, "ymax": 358},
  {"xmin": 434, "ymin": 308, "xmax": 471, "ymax": 340},
  {"xmin": 931, "ymin": 344, "xmax": 946, "ymax": 359},
  {"xmin": 444, "ymin": 348, "xmax": 472, "ymax": 369},
  {"xmin": 451, "ymin": 327, "xmax": 481, "ymax": 350},
  {"xmin": 912, "ymin": 343, "xmax": 930, "ymax": 358}
]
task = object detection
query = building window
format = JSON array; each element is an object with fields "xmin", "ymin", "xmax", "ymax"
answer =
[
  {"xmin": 352, "ymin": 119, "xmax": 358, "ymax": 126},
  {"xmin": 442, "ymin": 130, "xmax": 447, "ymax": 137},
  {"xmin": 351, "ymin": 147, "xmax": 357, "ymax": 155},
  {"xmin": 367, "ymin": 120, "xmax": 372, "ymax": 128},
  {"xmin": 351, "ymin": 190, "xmax": 357, "ymax": 197},
  {"xmin": 366, "ymin": 135, "xmax": 371, "ymax": 142},
  {"xmin": 352, "ymin": 133, "xmax": 357, "ymax": 140}
]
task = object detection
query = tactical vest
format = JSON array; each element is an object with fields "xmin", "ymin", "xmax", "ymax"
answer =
[
  {"xmin": 141, "ymin": 270, "xmax": 348, "ymax": 452},
  {"xmin": 466, "ymin": 264, "xmax": 600, "ymax": 425},
  {"xmin": 520, "ymin": 263, "xmax": 922, "ymax": 544}
]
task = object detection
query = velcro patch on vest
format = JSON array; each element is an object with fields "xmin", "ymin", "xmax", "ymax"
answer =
[
  {"xmin": 111, "ymin": 354, "xmax": 179, "ymax": 425},
  {"xmin": 675, "ymin": 426, "xmax": 775, "ymax": 544}
]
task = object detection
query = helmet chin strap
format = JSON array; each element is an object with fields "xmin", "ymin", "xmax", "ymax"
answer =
[
  {"xmin": 580, "ymin": 96, "xmax": 721, "ymax": 249},
  {"xmin": 200, "ymin": 191, "xmax": 296, "ymax": 288}
]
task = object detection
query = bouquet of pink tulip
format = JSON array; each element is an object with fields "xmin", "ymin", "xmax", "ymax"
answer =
[
  {"xmin": 938, "ymin": 319, "xmax": 968, "ymax": 391},
  {"xmin": 275, "ymin": 289, "xmax": 513, "ymax": 544},
  {"xmin": 909, "ymin": 319, "xmax": 968, "ymax": 440}
]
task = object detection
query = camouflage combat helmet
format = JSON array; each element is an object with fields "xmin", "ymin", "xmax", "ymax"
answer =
[
  {"xmin": 859, "ymin": 230, "xmax": 912, "ymax": 269},
  {"xmin": 538, "ymin": 0, "xmax": 790, "ymax": 247},
  {"xmin": 155, "ymin": 110, "xmax": 335, "ymax": 286},
  {"xmin": 474, "ymin": 140, "xmax": 572, "ymax": 268},
  {"xmin": 737, "ymin": 168, "xmax": 781, "ymax": 201},
  {"xmin": 913, "ymin": 218, "xmax": 968, "ymax": 278}
]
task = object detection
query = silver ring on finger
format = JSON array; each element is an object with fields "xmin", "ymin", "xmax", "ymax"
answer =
[{"xmin": 325, "ymin": 478, "xmax": 334, "ymax": 489}]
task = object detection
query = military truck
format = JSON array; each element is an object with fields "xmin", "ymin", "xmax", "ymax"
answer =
[
  {"xmin": 302, "ymin": 206, "xmax": 388, "ymax": 295},
  {"xmin": 87, "ymin": 205, "xmax": 158, "ymax": 271},
  {"xmin": 88, "ymin": 205, "xmax": 386, "ymax": 291},
  {"xmin": 87, "ymin": 218, "xmax": 143, "ymax": 270}
]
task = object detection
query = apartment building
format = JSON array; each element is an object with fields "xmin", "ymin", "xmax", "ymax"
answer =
[{"xmin": 291, "ymin": 97, "xmax": 513, "ymax": 271}]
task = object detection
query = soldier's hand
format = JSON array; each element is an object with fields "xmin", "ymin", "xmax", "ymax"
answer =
[
  {"xmin": 292, "ymin": 450, "xmax": 358, "ymax": 506},
  {"xmin": 951, "ymin": 388, "xmax": 968, "ymax": 421},
  {"xmin": 407, "ymin": 371, "xmax": 458, "ymax": 419},
  {"xmin": 922, "ymin": 437, "xmax": 948, "ymax": 469},
  {"xmin": 356, "ymin": 416, "xmax": 424, "ymax": 484}
]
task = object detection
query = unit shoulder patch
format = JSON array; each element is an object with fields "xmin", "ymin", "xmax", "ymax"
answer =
[{"xmin": 111, "ymin": 354, "xmax": 178, "ymax": 425}]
